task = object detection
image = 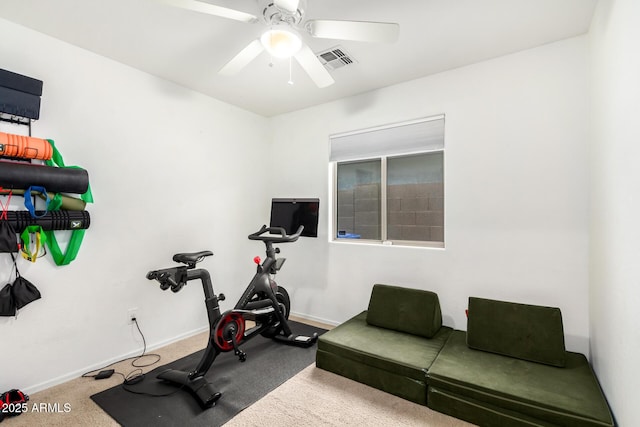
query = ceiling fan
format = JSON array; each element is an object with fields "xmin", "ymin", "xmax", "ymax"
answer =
[{"xmin": 161, "ymin": 0, "xmax": 400, "ymax": 87}]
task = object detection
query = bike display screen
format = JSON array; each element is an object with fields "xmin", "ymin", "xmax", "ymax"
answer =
[{"xmin": 270, "ymin": 198, "xmax": 319, "ymax": 238}]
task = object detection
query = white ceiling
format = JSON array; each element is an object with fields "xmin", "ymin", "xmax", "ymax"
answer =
[{"xmin": 0, "ymin": 0, "xmax": 598, "ymax": 117}]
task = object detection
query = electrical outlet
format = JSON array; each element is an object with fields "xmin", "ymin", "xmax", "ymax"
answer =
[{"xmin": 128, "ymin": 307, "xmax": 138, "ymax": 323}]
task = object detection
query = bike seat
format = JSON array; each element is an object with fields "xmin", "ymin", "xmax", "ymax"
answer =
[{"xmin": 173, "ymin": 251, "xmax": 213, "ymax": 265}]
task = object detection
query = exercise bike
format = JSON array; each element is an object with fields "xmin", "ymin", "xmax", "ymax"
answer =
[{"xmin": 146, "ymin": 225, "xmax": 318, "ymax": 408}]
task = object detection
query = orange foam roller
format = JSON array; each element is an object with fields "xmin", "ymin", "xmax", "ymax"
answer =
[{"xmin": 0, "ymin": 131, "xmax": 53, "ymax": 160}]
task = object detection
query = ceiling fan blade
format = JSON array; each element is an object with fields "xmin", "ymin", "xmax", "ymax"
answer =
[
  {"xmin": 160, "ymin": 0, "xmax": 258, "ymax": 23},
  {"xmin": 219, "ymin": 39, "xmax": 264, "ymax": 75},
  {"xmin": 306, "ymin": 20, "xmax": 399, "ymax": 43},
  {"xmin": 274, "ymin": 0, "xmax": 300, "ymax": 14},
  {"xmin": 294, "ymin": 44, "xmax": 335, "ymax": 88}
]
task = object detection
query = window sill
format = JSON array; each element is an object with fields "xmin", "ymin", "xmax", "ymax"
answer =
[{"xmin": 331, "ymin": 238, "xmax": 445, "ymax": 250}]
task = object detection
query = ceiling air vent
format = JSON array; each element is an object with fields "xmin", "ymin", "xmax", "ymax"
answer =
[{"xmin": 317, "ymin": 46, "xmax": 357, "ymax": 71}]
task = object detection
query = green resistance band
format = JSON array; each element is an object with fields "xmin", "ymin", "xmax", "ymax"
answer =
[{"xmin": 44, "ymin": 139, "xmax": 93, "ymax": 266}]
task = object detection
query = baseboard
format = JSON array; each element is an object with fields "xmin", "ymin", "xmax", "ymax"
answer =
[
  {"xmin": 23, "ymin": 325, "xmax": 209, "ymax": 395},
  {"xmin": 290, "ymin": 311, "xmax": 339, "ymax": 330},
  {"xmin": 25, "ymin": 313, "xmax": 334, "ymax": 395}
]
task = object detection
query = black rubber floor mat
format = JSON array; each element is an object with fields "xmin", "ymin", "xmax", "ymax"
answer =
[{"xmin": 91, "ymin": 322, "xmax": 325, "ymax": 427}]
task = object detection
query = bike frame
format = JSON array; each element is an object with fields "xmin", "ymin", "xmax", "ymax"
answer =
[
  {"xmin": 151, "ymin": 242, "xmax": 290, "ymax": 379},
  {"xmin": 235, "ymin": 240, "xmax": 292, "ymax": 338},
  {"xmin": 146, "ymin": 225, "xmax": 315, "ymax": 408}
]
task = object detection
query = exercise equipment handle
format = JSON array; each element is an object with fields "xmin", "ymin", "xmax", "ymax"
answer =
[
  {"xmin": 248, "ymin": 225, "xmax": 304, "ymax": 243},
  {"xmin": 147, "ymin": 267, "xmax": 184, "ymax": 292}
]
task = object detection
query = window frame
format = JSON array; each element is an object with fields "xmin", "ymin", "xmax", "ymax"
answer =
[{"xmin": 330, "ymin": 116, "xmax": 445, "ymax": 248}]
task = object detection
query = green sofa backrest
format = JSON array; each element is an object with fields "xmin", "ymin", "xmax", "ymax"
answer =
[
  {"xmin": 466, "ymin": 297, "xmax": 567, "ymax": 367},
  {"xmin": 366, "ymin": 284, "xmax": 443, "ymax": 338}
]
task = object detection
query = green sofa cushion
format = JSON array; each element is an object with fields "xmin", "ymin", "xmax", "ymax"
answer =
[
  {"xmin": 366, "ymin": 284, "xmax": 443, "ymax": 338},
  {"xmin": 467, "ymin": 297, "xmax": 566, "ymax": 367},
  {"xmin": 316, "ymin": 349, "xmax": 430, "ymax": 405},
  {"xmin": 318, "ymin": 311, "xmax": 452, "ymax": 382},
  {"xmin": 428, "ymin": 387, "xmax": 559, "ymax": 427},
  {"xmin": 428, "ymin": 331, "xmax": 614, "ymax": 427}
]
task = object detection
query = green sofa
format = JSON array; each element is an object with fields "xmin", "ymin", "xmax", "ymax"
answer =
[
  {"xmin": 316, "ymin": 287, "xmax": 615, "ymax": 426},
  {"xmin": 316, "ymin": 284, "xmax": 452, "ymax": 405},
  {"xmin": 427, "ymin": 297, "xmax": 615, "ymax": 426}
]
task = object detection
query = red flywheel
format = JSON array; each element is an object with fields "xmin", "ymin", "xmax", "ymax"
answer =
[{"xmin": 213, "ymin": 311, "xmax": 245, "ymax": 352}]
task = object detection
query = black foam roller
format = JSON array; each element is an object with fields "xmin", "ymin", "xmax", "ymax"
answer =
[
  {"xmin": 0, "ymin": 161, "xmax": 89, "ymax": 194},
  {"xmin": 5, "ymin": 210, "xmax": 90, "ymax": 233}
]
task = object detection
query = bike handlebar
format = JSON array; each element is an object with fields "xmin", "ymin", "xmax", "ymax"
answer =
[
  {"xmin": 248, "ymin": 225, "xmax": 304, "ymax": 243},
  {"xmin": 147, "ymin": 268, "xmax": 183, "ymax": 292}
]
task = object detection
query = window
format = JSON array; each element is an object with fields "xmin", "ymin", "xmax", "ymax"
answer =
[{"xmin": 331, "ymin": 116, "xmax": 444, "ymax": 247}]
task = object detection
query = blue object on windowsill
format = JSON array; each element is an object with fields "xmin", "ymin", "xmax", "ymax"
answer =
[{"xmin": 337, "ymin": 232, "xmax": 361, "ymax": 239}]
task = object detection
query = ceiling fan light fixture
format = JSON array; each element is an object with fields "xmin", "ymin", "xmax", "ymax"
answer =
[{"xmin": 260, "ymin": 27, "xmax": 302, "ymax": 59}]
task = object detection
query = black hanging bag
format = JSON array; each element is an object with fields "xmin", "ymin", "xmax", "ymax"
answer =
[
  {"xmin": 11, "ymin": 274, "xmax": 41, "ymax": 310},
  {"xmin": 0, "ymin": 189, "xmax": 18, "ymax": 253},
  {"xmin": 0, "ymin": 282, "xmax": 15, "ymax": 316},
  {"xmin": 10, "ymin": 253, "xmax": 41, "ymax": 311},
  {"xmin": 0, "ymin": 222, "xmax": 18, "ymax": 253},
  {"xmin": 0, "ymin": 254, "xmax": 41, "ymax": 316}
]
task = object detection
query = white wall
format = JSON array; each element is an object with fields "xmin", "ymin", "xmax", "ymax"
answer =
[
  {"xmin": 271, "ymin": 36, "xmax": 592, "ymax": 354},
  {"xmin": 589, "ymin": 0, "xmax": 640, "ymax": 425},
  {"xmin": 0, "ymin": 18, "xmax": 271, "ymax": 393}
]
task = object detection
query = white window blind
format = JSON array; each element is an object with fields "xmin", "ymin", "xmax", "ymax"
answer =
[{"xmin": 330, "ymin": 115, "xmax": 445, "ymax": 162}]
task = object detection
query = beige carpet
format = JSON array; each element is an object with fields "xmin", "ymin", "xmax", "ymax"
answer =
[
  {"xmin": 3, "ymin": 317, "xmax": 472, "ymax": 426},
  {"xmin": 226, "ymin": 364, "xmax": 473, "ymax": 427}
]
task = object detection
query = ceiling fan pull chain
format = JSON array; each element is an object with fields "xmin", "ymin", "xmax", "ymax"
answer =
[
  {"xmin": 288, "ymin": 57, "xmax": 294, "ymax": 85},
  {"xmin": 269, "ymin": 28, "xmax": 274, "ymax": 67}
]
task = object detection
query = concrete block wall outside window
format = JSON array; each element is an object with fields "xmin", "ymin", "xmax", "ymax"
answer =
[
  {"xmin": 387, "ymin": 182, "xmax": 444, "ymax": 242},
  {"xmin": 337, "ymin": 182, "xmax": 444, "ymax": 242}
]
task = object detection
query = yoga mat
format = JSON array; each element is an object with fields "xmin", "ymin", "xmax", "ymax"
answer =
[
  {"xmin": 91, "ymin": 321, "xmax": 325, "ymax": 427},
  {"xmin": 0, "ymin": 161, "xmax": 88, "ymax": 194}
]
